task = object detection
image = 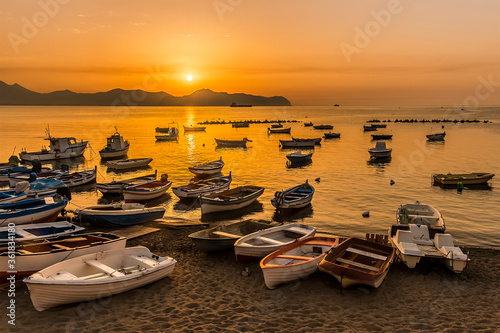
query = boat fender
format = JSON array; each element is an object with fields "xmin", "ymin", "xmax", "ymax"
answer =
[{"xmin": 457, "ymin": 181, "xmax": 463, "ymax": 192}]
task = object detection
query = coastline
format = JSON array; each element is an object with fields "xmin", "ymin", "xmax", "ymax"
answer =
[{"xmin": 3, "ymin": 223, "xmax": 500, "ymax": 332}]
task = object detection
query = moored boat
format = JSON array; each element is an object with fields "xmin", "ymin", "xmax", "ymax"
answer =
[
  {"xmin": 0, "ymin": 189, "xmax": 27, "ymax": 204},
  {"xmin": 183, "ymin": 125, "xmax": 206, "ymax": 132},
  {"xmin": 199, "ymin": 185, "xmax": 265, "ymax": 214},
  {"xmin": 188, "ymin": 157, "xmax": 224, "ymax": 175},
  {"xmin": 271, "ymin": 123, "xmax": 283, "ymax": 128},
  {"xmin": 122, "ymin": 175, "xmax": 171, "ymax": 203},
  {"xmin": 268, "ymin": 127, "xmax": 291, "ymax": 134},
  {"xmin": 323, "ymin": 132, "xmax": 341, "ymax": 139},
  {"xmin": 368, "ymin": 142, "xmax": 392, "ymax": 160},
  {"xmin": 292, "ymin": 137, "xmax": 322, "ymax": 145},
  {"xmin": 279, "ymin": 140, "xmax": 315, "ymax": 149},
  {"xmin": 96, "ymin": 171, "xmax": 157, "ymax": 195},
  {"xmin": 426, "ymin": 132, "xmax": 446, "ymax": 141},
  {"xmin": 363, "ymin": 125, "xmax": 377, "ymax": 132},
  {"xmin": 172, "ymin": 173, "xmax": 232, "ymax": 199},
  {"xmin": 234, "ymin": 223, "xmax": 317, "ymax": 261},
  {"xmin": 24, "ymin": 246, "xmax": 176, "ymax": 311},
  {"xmin": 232, "ymin": 122, "xmax": 250, "ymax": 127},
  {"xmin": 396, "ymin": 201, "xmax": 445, "ymax": 234},
  {"xmin": 271, "ymin": 181, "xmax": 314, "ymax": 211},
  {"xmin": 106, "ymin": 158, "xmax": 153, "ymax": 170},
  {"xmin": 0, "ymin": 221, "xmax": 85, "ymax": 245},
  {"xmin": 188, "ymin": 220, "xmax": 273, "ymax": 252},
  {"xmin": 57, "ymin": 166, "xmax": 97, "ymax": 188},
  {"xmin": 304, "ymin": 122, "xmax": 314, "ymax": 127},
  {"xmin": 432, "ymin": 172, "xmax": 494, "ymax": 186},
  {"xmin": 318, "ymin": 237, "xmax": 396, "ymax": 288},
  {"xmin": 285, "ymin": 152, "xmax": 313, "ymax": 164},
  {"xmin": 371, "ymin": 134, "xmax": 393, "ymax": 140},
  {"xmin": 99, "ymin": 127, "xmax": 130, "ymax": 159},
  {"xmin": 76, "ymin": 203, "xmax": 165, "ymax": 227},
  {"xmin": 260, "ymin": 236, "xmax": 339, "ymax": 289},
  {"xmin": 313, "ymin": 125, "xmax": 333, "ymax": 130},
  {"xmin": 155, "ymin": 123, "xmax": 180, "ymax": 141},
  {"xmin": 0, "ymin": 196, "xmax": 69, "ymax": 226},
  {"xmin": 215, "ymin": 138, "xmax": 252, "ymax": 148}
]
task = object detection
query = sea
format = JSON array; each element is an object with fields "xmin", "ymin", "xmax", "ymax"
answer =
[{"xmin": 1, "ymin": 105, "xmax": 499, "ymax": 248}]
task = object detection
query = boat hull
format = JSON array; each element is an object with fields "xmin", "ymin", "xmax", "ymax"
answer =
[
  {"xmin": 200, "ymin": 186, "xmax": 264, "ymax": 214},
  {"xmin": 0, "ymin": 198, "xmax": 68, "ymax": 226},
  {"xmin": 78, "ymin": 206, "xmax": 165, "ymax": 227},
  {"xmin": 279, "ymin": 140, "xmax": 315, "ymax": 149},
  {"xmin": 19, "ymin": 142, "xmax": 88, "ymax": 162},
  {"xmin": 215, "ymin": 139, "xmax": 249, "ymax": 148},
  {"xmin": 122, "ymin": 182, "xmax": 172, "ymax": 203},
  {"xmin": 99, "ymin": 145, "xmax": 129, "ymax": 159},
  {"xmin": 432, "ymin": 173, "xmax": 494, "ymax": 186},
  {"xmin": 106, "ymin": 158, "xmax": 153, "ymax": 170}
]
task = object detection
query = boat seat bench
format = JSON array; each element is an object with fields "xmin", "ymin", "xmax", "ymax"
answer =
[
  {"xmin": 212, "ymin": 231, "xmax": 241, "ymax": 238},
  {"xmin": 85, "ymin": 260, "xmax": 125, "ymax": 277},
  {"xmin": 256, "ymin": 236, "xmax": 284, "ymax": 245},
  {"xmin": 129, "ymin": 255, "xmax": 157, "ymax": 267},
  {"xmin": 346, "ymin": 247, "xmax": 387, "ymax": 261},
  {"xmin": 336, "ymin": 258, "xmax": 380, "ymax": 272},
  {"xmin": 286, "ymin": 227, "xmax": 309, "ymax": 235},
  {"xmin": 275, "ymin": 254, "xmax": 311, "ymax": 261},
  {"xmin": 52, "ymin": 244, "xmax": 73, "ymax": 250}
]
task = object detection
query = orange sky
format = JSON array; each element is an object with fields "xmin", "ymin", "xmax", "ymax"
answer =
[{"xmin": 1, "ymin": 0, "xmax": 499, "ymax": 105}]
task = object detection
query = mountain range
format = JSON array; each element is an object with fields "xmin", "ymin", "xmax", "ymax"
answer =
[{"xmin": 0, "ymin": 81, "xmax": 291, "ymax": 106}]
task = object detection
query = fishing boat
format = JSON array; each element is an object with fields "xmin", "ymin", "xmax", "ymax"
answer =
[
  {"xmin": 363, "ymin": 125, "xmax": 377, "ymax": 132},
  {"xmin": 432, "ymin": 172, "xmax": 495, "ymax": 186},
  {"xmin": 234, "ymin": 223, "xmax": 317, "ymax": 261},
  {"xmin": 75, "ymin": 203, "xmax": 165, "ymax": 227},
  {"xmin": 368, "ymin": 142, "xmax": 392, "ymax": 160},
  {"xmin": 96, "ymin": 171, "xmax": 157, "ymax": 195},
  {"xmin": 155, "ymin": 123, "xmax": 180, "ymax": 141},
  {"xmin": 188, "ymin": 220, "xmax": 273, "ymax": 252},
  {"xmin": 317, "ymin": 237, "xmax": 396, "ymax": 288},
  {"xmin": 260, "ymin": 236, "xmax": 339, "ymax": 289},
  {"xmin": 270, "ymin": 123, "xmax": 283, "ymax": 128},
  {"xmin": 323, "ymin": 132, "xmax": 341, "ymax": 139},
  {"xmin": 99, "ymin": 127, "xmax": 130, "ymax": 159},
  {"xmin": 232, "ymin": 122, "xmax": 250, "ymax": 128},
  {"xmin": 371, "ymin": 134, "xmax": 393, "ymax": 140},
  {"xmin": 8, "ymin": 169, "xmax": 66, "ymax": 187},
  {"xmin": 215, "ymin": 138, "xmax": 252, "ymax": 148},
  {"xmin": 313, "ymin": 125, "xmax": 333, "ymax": 130},
  {"xmin": 122, "ymin": 175, "xmax": 171, "ymax": 203},
  {"xmin": 0, "ymin": 196, "xmax": 69, "ymax": 226},
  {"xmin": 172, "ymin": 173, "xmax": 232, "ymax": 199},
  {"xmin": 268, "ymin": 127, "xmax": 291, "ymax": 134},
  {"xmin": 279, "ymin": 140, "xmax": 315, "ymax": 149},
  {"xmin": 199, "ymin": 185, "xmax": 265, "ymax": 214},
  {"xmin": 292, "ymin": 137, "xmax": 322, "ymax": 145},
  {"xmin": 304, "ymin": 122, "xmax": 313, "ymax": 127},
  {"xmin": 24, "ymin": 246, "xmax": 176, "ymax": 312},
  {"xmin": 426, "ymin": 132, "xmax": 446, "ymax": 141},
  {"xmin": 388, "ymin": 224, "xmax": 468, "ymax": 273},
  {"xmin": 57, "ymin": 166, "xmax": 97, "ymax": 188},
  {"xmin": 0, "ymin": 232, "xmax": 126, "ymax": 283},
  {"xmin": 371, "ymin": 124, "xmax": 387, "ymax": 128},
  {"xmin": 271, "ymin": 181, "xmax": 315, "ymax": 211},
  {"xmin": 183, "ymin": 125, "xmax": 206, "ymax": 132},
  {"xmin": 27, "ymin": 179, "xmax": 67, "ymax": 199},
  {"xmin": 106, "ymin": 158, "xmax": 153, "ymax": 170},
  {"xmin": 0, "ymin": 189, "xmax": 27, "ymax": 204},
  {"xmin": 188, "ymin": 157, "xmax": 224, "ymax": 175},
  {"xmin": 0, "ymin": 221, "xmax": 84, "ymax": 245},
  {"xmin": 19, "ymin": 127, "xmax": 88, "ymax": 162},
  {"xmin": 0, "ymin": 166, "xmax": 34, "ymax": 182},
  {"xmin": 286, "ymin": 152, "xmax": 313, "ymax": 164},
  {"xmin": 396, "ymin": 201, "xmax": 445, "ymax": 234}
]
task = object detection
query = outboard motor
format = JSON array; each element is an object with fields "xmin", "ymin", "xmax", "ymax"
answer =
[
  {"xmin": 60, "ymin": 164, "xmax": 70, "ymax": 172},
  {"xmin": 28, "ymin": 173, "xmax": 37, "ymax": 182},
  {"xmin": 31, "ymin": 159, "xmax": 42, "ymax": 173},
  {"xmin": 56, "ymin": 186, "xmax": 72, "ymax": 201}
]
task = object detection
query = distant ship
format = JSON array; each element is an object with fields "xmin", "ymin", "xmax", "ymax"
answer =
[
  {"xmin": 230, "ymin": 102, "xmax": 252, "ymax": 107},
  {"xmin": 334, "ymin": 104, "xmax": 340, "ymax": 107}
]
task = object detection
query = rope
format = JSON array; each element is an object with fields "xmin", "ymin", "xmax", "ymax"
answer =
[{"xmin": 87, "ymin": 143, "xmax": 99, "ymax": 161}]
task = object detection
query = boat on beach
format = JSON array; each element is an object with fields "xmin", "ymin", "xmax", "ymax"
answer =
[
  {"xmin": 24, "ymin": 246, "xmax": 176, "ymax": 311},
  {"xmin": 271, "ymin": 181, "xmax": 315, "ymax": 212},
  {"xmin": 286, "ymin": 152, "xmax": 313, "ymax": 164},
  {"xmin": 200, "ymin": 185, "xmax": 265, "ymax": 214},
  {"xmin": 96, "ymin": 171, "xmax": 157, "ymax": 195},
  {"xmin": 122, "ymin": 175, "xmax": 171, "ymax": 203},
  {"xmin": 99, "ymin": 127, "xmax": 129, "ymax": 159},
  {"xmin": 183, "ymin": 125, "xmax": 206, "ymax": 132},
  {"xmin": 172, "ymin": 173, "xmax": 232, "ymax": 199},
  {"xmin": 188, "ymin": 157, "xmax": 224, "ymax": 175},
  {"xmin": 432, "ymin": 172, "xmax": 495, "ymax": 186},
  {"xmin": 318, "ymin": 237, "xmax": 396, "ymax": 288},
  {"xmin": 396, "ymin": 201, "xmax": 445, "ymax": 234},
  {"xmin": 323, "ymin": 132, "xmax": 340, "ymax": 139},
  {"xmin": 426, "ymin": 132, "xmax": 446, "ymax": 141},
  {"xmin": 234, "ymin": 223, "xmax": 317, "ymax": 261},
  {"xmin": 215, "ymin": 138, "xmax": 252, "ymax": 148},
  {"xmin": 368, "ymin": 142, "xmax": 392, "ymax": 160},
  {"xmin": 106, "ymin": 158, "xmax": 153, "ymax": 170},
  {"xmin": 260, "ymin": 236, "xmax": 339, "ymax": 289},
  {"xmin": 188, "ymin": 220, "xmax": 273, "ymax": 252},
  {"xmin": 0, "ymin": 196, "xmax": 69, "ymax": 226},
  {"xmin": 0, "ymin": 232, "xmax": 126, "ymax": 283},
  {"xmin": 279, "ymin": 140, "xmax": 315, "ymax": 149},
  {"xmin": 75, "ymin": 203, "xmax": 165, "ymax": 227},
  {"xmin": 268, "ymin": 127, "xmax": 291, "ymax": 134},
  {"xmin": 0, "ymin": 221, "xmax": 84, "ymax": 246}
]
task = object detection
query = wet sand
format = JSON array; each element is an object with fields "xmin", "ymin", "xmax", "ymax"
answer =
[{"xmin": 4, "ymin": 224, "xmax": 500, "ymax": 332}]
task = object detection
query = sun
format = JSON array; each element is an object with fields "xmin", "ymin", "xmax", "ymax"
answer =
[{"xmin": 186, "ymin": 75, "xmax": 193, "ymax": 82}]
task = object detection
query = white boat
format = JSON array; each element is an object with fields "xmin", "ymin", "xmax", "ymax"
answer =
[
  {"xmin": 19, "ymin": 127, "xmax": 88, "ymax": 162},
  {"xmin": 122, "ymin": 176, "xmax": 171, "ymax": 203},
  {"xmin": 99, "ymin": 127, "xmax": 130, "ymax": 159},
  {"xmin": 215, "ymin": 138, "xmax": 252, "ymax": 148},
  {"xmin": 0, "ymin": 232, "xmax": 126, "ymax": 283},
  {"xmin": 24, "ymin": 246, "xmax": 176, "ymax": 311},
  {"xmin": 96, "ymin": 171, "xmax": 157, "ymax": 195},
  {"xmin": 155, "ymin": 123, "xmax": 179, "ymax": 141},
  {"xmin": 285, "ymin": 152, "xmax": 313, "ymax": 164},
  {"xmin": 199, "ymin": 185, "xmax": 264, "ymax": 215},
  {"xmin": 183, "ymin": 125, "xmax": 206, "ymax": 132},
  {"xmin": 279, "ymin": 140, "xmax": 315, "ymax": 149},
  {"xmin": 188, "ymin": 157, "xmax": 224, "ymax": 175},
  {"xmin": 396, "ymin": 201, "xmax": 445, "ymax": 233},
  {"xmin": 106, "ymin": 158, "xmax": 153, "ymax": 170},
  {"xmin": 234, "ymin": 223, "xmax": 317, "ymax": 261},
  {"xmin": 271, "ymin": 181, "xmax": 315, "ymax": 211},
  {"xmin": 368, "ymin": 141, "xmax": 392, "ymax": 160},
  {"xmin": 0, "ymin": 221, "xmax": 85, "ymax": 245},
  {"xmin": 172, "ymin": 173, "xmax": 232, "ymax": 199},
  {"xmin": 388, "ymin": 224, "xmax": 468, "ymax": 273},
  {"xmin": 57, "ymin": 166, "xmax": 97, "ymax": 188},
  {"xmin": 426, "ymin": 132, "xmax": 446, "ymax": 141},
  {"xmin": 260, "ymin": 236, "xmax": 339, "ymax": 289}
]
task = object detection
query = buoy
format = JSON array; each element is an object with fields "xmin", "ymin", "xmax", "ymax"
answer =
[
  {"xmin": 390, "ymin": 180, "xmax": 395, "ymax": 186},
  {"xmin": 362, "ymin": 211, "xmax": 370, "ymax": 218},
  {"xmin": 457, "ymin": 181, "xmax": 464, "ymax": 192},
  {"xmin": 315, "ymin": 177, "xmax": 320, "ymax": 182}
]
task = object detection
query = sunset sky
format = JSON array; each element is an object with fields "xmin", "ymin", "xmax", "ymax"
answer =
[{"xmin": 1, "ymin": 0, "xmax": 499, "ymax": 105}]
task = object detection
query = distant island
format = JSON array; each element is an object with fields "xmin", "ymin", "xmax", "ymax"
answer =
[{"xmin": 0, "ymin": 81, "xmax": 291, "ymax": 106}]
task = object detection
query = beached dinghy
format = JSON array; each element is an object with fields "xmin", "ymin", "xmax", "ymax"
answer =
[
  {"xmin": 234, "ymin": 223, "xmax": 317, "ymax": 261},
  {"xmin": 396, "ymin": 201, "xmax": 445, "ymax": 234},
  {"xmin": 99, "ymin": 127, "xmax": 130, "ymax": 159},
  {"xmin": 260, "ymin": 236, "xmax": 339, "ymax": 289},
  {"xmin": 0, "ymin": 232, "xmax": 126, "ymax": 283},
  {"xmin": 188, "ymin": 157, "xmax": 225, "ymax": 175},
  {"xmin": 0, "ymin": 221, "xmax": 84, "ymax": 245},
  {"xmin": 106, "ymin": 158, "xmax": 153, "ymax": 170},
  {"xmin": 122, "ymin": 175, "xmax": 171, "ymax": 203},
  {"xmin": 24, "ymin": 246, "xmax": 176, "ymax": 311},
  {"xmin": 318, "ymin": 237, "xmax": 396, "ymax": 288},
  {"xmin": 0, "ymin": 196, "xmax": 69, "ymax": 226},
  {"xmin": 432, "ymin": 172, "xmax": 495, "ymax": 186},
  {"xmin": 96, "ymin": 171, "xmax": 157, "ymax": 195},
  {"xmin": 188, "ymin": 220, "xmax": 273, "ymax": 252},
  {"xmin": 172, "ymin": 173, "xmax": 232, "ymax": 199},
  {"xmin": 271, "ymin": 181, "xmax": 315, "ymax": 211},
  {"xmin": 75, "ymin": 203, "xmax": 165, "ymax": 227},
  {"xmin": 199, "ymin": 185, "xmax": 265, "ymax": 214}
]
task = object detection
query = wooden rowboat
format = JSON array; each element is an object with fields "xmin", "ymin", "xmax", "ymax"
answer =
[
  {"xmin": 432, "ymin": 172, "xmax": 494, "ymax": 186},
  {"xmin": 0, "ymin": 221, "xmax": 85, "ymax": 245},
  {"xmin": 426, "ymin": 132, "xmax": 446, "ymax": 141},
  {"xmin": 188, "ymin": 157, "xmax": 224, "ymax": 175},
  {"xmin": 172, "ymin": 173, "xmax": 232, "ymax": 199},
  {"xmin": 215, "ymin": 138, "xmax": 252, "ymax": 148},
  {"xmin": 122, "ymin": 177, "xmax": 171, "ymax": 203},
  {"xmin": 199, "ymin": 185, "xmax": 264, "ymax": 214},
  {"xmin": 96, "ymin": 171, "xmax": 157, "ymax": 195},
  {"xmin": 106, "ymin": 158, "xmax": 153, "ymax": 170},
  {"xmin": 76, "ymin": 203, "xmax": 165, "ymax": 227},
  {"xmin": 271, "ymin": 181, "xmax": 315, "ymax": 211},
  {"xmin": 0, "ymin": 196, "xmax": 69, "ymax": 226}
]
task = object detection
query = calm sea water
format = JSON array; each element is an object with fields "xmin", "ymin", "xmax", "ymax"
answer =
[{"xmin": 1, "ymin": 106, "xmax": 499, "ymax": 248}]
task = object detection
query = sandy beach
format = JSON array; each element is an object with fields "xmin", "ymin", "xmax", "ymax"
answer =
[{"xmin": 2, "ymin": 222, "xmax": 500, "ymax": 332}]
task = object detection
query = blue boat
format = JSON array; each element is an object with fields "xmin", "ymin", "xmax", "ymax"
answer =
[
  {"xmin": 271, "ymin": 181, "xmax": 315, "ymax": 212},
  {"xmin": 75, "ymin": 203, "xmax": 165, "ymax": 227},
  {"xmin": 0, "ymin": 196, "xmax": 69, "ymax": 226},
  {"xmin": 0, "ymin": 189, "xmax": 27, "ymax": 204},
  {"xmin": 0, "ymin": 221, "xmax": 85, "ymax": 245}
]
